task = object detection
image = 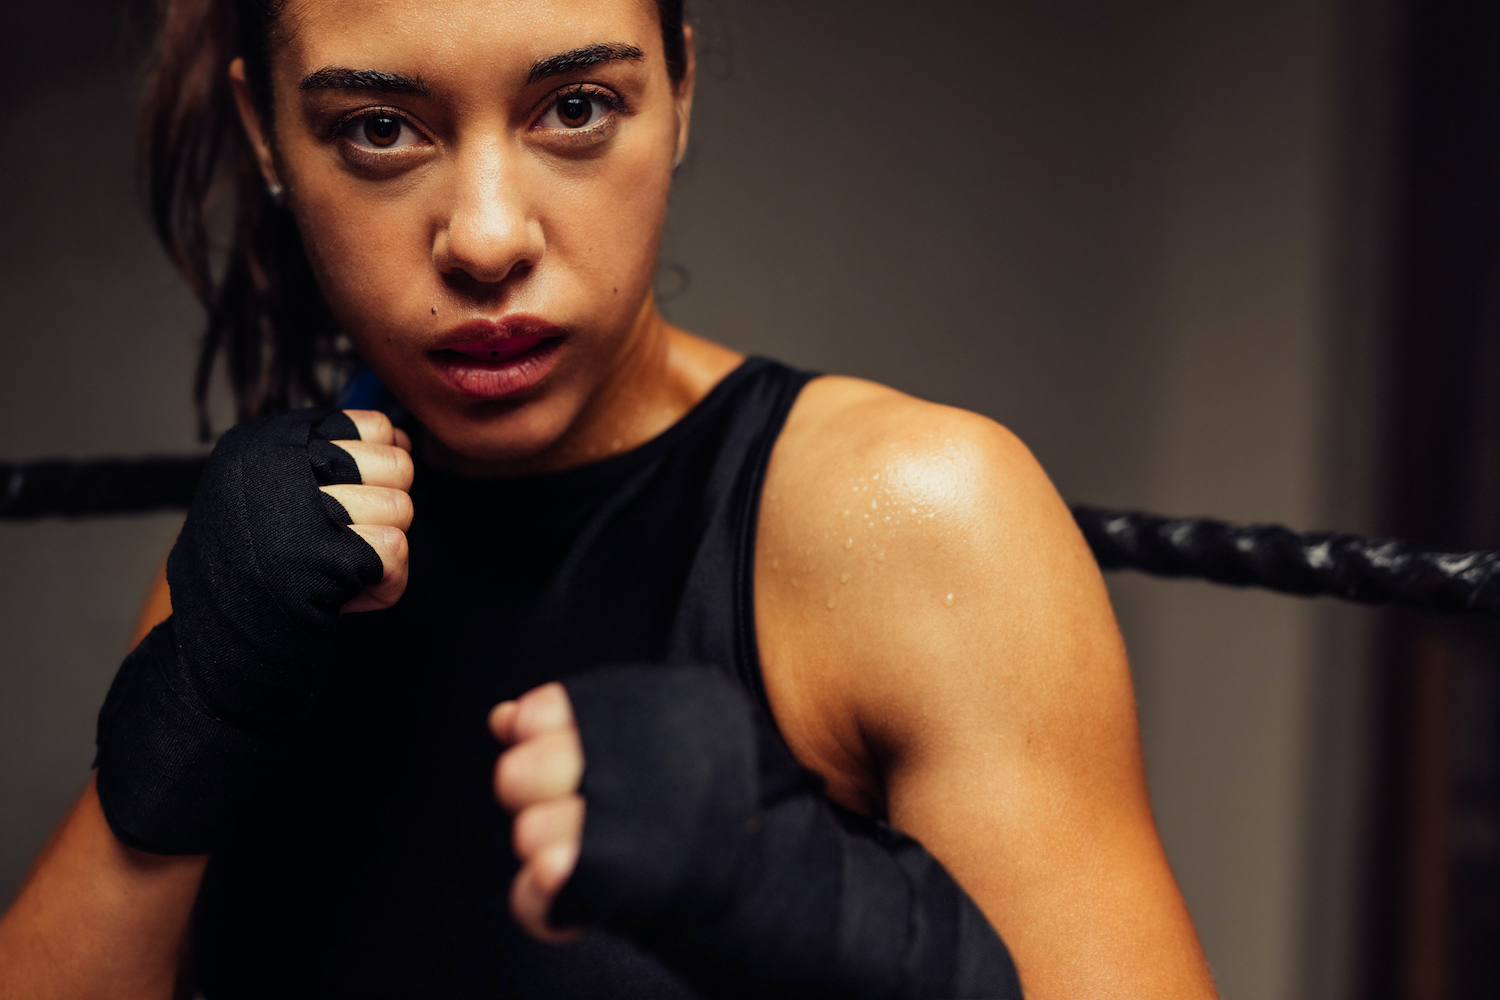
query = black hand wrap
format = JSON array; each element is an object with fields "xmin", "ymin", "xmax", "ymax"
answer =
[
  {"xmin": 95, "ymin": 409, "xmax": 382, "ymax": 855},
  {"xmin": 553, "ymin": 666, "xmax": 1023, "ymax": 1000}
]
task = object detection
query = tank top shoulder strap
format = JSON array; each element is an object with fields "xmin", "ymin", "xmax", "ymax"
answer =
[{"xmin": 665, "ymin": 356, "xmax": 817, "ymax": 713}]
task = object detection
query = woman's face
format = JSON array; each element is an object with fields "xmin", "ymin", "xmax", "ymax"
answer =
[{"xmin": 241, "ymin": 0, "xmax": 689, "ymax": 465}]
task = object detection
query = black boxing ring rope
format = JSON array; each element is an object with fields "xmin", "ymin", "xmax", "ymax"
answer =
[{"xmin": 5, "ymin": 455, "xmax": 1499, "ymax": 617}]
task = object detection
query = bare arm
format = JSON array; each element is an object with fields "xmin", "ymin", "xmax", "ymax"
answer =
[
  {"xmin": 0, "ymin": 410, "xmax": 414, "ymax": 998},
  {"xmin": 756, "ymin": 378, "xmax": 1216, "ymax": 998},
  {"xmin": 0, "ymin": 567, "xmax": 204, "ymax": 1000}
]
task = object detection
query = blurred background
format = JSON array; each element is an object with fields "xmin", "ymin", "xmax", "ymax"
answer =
[{"xmin": 3, "ymin": 0, "xmax": 1498, "ymax": 996}]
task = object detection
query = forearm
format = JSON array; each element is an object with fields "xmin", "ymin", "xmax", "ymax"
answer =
[
  {"xmin": 639, "ymin": 794, "xmax": 1019, "ymax": 999},
  {"xmin": 0, "ymin": 778, "xmax": 204, "ymax": 1000},
  {"xmin": 550, "ymin": 666, "xmax": 1022, "ymax": 1000}
]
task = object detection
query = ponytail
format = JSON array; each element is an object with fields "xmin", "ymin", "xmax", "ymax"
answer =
[{"xmin": 143, "ymin": 0, "xmax": 341, "ymax": 439}]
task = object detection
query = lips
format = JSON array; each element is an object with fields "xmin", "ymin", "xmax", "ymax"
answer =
[
  {"xmin": 429, "ymin": 317, "xmax": 566, "ymax": 401},
  {"xmin": 445, "ymin": 336, "xmax": 550, "ymax": 363}
]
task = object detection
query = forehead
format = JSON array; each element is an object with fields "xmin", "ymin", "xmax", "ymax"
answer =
[{"xmin": 278, "ymin": 0, "xmax": 661, "ymax": 76}]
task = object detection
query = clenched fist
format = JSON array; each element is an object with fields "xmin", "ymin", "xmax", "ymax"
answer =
[
  {"xmin": 319, "ymin": 409, "xmax": 414, "ymax": 612},
  {"xmin": 491, "ymin": 683, "xmax": 585, "ymax": 943}
]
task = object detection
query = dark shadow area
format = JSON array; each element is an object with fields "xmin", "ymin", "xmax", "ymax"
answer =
[{"xmin": 1362, "ymin": 2, "xmax": 1500, "ymax": 995}]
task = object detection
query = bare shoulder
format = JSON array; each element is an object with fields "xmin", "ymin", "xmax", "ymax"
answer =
[
  {"xmin": 766, "ymin": 374, "xmax": 1071, "ymax": 538},
  {"xmin": 754, "ymin": 377, "xmax": 1216, "ymax": 997},
  {"xmin": 756, "ymin": 374, "xmax": 1134, "ymax": 815}
]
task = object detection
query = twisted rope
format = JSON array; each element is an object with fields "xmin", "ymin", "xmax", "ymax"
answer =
[
  {"xmin": 0, "ymin": 457, "xmax": 208, "ymax": 520},
  {"xmin": 4, "ymin": 456, "xmax": 1498, "ymax": 616},
  {"xmin": 1072, "ymin": 506, "xmax": 1500, "ymax": 616}
]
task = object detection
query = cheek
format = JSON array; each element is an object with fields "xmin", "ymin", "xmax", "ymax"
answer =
[
  {"xmin": 543, "ymin": 148, "xmax": 674, "ymax": 301},
  {"xmin": 293, "ymin": 186, "xmax": 433, "ymax": 336}
]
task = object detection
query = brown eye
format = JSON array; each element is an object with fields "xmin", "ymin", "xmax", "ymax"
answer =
[
  {"xmin": 556, "ymin": 96, "xmax": 594, "ymax": 128},
  {"xmin": 535, "ymin": 87, "xmax": 623, "ymax": 134},
  {"xmin": 364, "ymin": 116, "xmax": 401, "ymax": 147}
]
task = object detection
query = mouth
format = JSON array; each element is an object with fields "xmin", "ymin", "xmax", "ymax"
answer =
[{"xmin": 428, "ymin": 318, "xmax": 566, "ymax": 401}]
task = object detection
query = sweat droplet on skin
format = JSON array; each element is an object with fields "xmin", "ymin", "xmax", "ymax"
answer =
[
  {"xmin": 845, "ymin": 538, "xmax": 854, "ymax": 549},
  {"xmin": 840, "ymin": 572, "xmax": 850, "ymax": 584},
  {"xmin": 827, "ymin": 597, "xmax": 837, "ymax": 610},
  {"xmin": 771, "ymin": 558, "xmax": 780, "ymax": 570},
  {"xmin": 945, "ymin": 593, "xmax": 955, "ymax": 607}
]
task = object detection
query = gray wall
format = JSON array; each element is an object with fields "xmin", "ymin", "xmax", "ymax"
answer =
[{"xmin": 1, "ymin": 3, "xmax": 1384, "ymax": 998}]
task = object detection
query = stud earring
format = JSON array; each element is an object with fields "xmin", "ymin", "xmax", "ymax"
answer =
[{"xmin": 267, "ymin": 180, "xmax": 285, "ymax": 205}]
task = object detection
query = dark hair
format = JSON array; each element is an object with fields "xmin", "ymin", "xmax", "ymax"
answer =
[{"xmin": 143, "ymin": 0, "xmax": 689, "ymax": 438}]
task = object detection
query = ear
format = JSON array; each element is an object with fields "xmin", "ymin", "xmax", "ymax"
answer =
[
  {"xmin": 672, "ymin": 26, "xmax": 696, "ymax": 172},
  {"xmin": 228, "ymin": 58, "xmax": 285, "ymax": 196}
]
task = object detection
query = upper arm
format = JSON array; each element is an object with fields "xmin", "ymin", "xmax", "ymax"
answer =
[{"xmin": 756, "ymin": 378, "xmax": 1215, "ymax": 999}]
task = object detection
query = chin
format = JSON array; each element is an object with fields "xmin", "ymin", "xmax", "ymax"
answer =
[{"xmin": 417, "ymin": 386, "xmax": 589, "ymax": 471}]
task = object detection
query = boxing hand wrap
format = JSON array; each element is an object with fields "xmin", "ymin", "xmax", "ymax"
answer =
[
  {"xmin": 96, "ymin": 409, "xmax": 383, "ymax": 855},
  {"xmin": 553, "ymin": 666, "xmax": 1023, "ymax": 1000}
]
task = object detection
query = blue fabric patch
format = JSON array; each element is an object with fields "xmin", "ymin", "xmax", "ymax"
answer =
[{"xmin": 339, "ymin": 366, "xmax": 392, "ymax": 410}]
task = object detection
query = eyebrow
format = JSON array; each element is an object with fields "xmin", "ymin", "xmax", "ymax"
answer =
[
  {"xmin": 300, "ymin": 67, "xmax": 430, "ymax": 96},
  {"xmin": 297, "ymin": 42, "xmax": 644, "ymax": 97},
  {"xmin": 527, "ymin": 42, "xmax": 645, "ymax": 84}
]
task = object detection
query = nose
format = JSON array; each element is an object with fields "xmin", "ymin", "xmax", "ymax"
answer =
[{"xmin": 432, "ymin": 142, "xmax": 544, "ymax": 288}]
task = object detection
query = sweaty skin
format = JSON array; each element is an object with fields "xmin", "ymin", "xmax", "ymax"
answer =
[{"xmin": 0, "ymin": 1, "xmax": 1216, "ymax": 997}]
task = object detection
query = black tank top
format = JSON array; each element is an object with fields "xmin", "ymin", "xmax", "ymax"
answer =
[{"xmin": 192, "ymin": 357, "xmax": 817, "ymax": 999}]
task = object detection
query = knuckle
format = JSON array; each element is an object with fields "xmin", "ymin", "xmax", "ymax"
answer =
[
  {"xmin": 353, "ymin": 524, "xmax": 408, "ymax": 567},
  {"xmin": 370, "ymin": 524, "xmax": 400, "ymax": 553},
  {"xmin": 514, "ymin": 694, "xmax": 543, "ymax": 735},
  {"xmin": 390, "ymin": 529, "xmax": 410, "ymax": 563},
  {"xmin": 344, "ymin": 409, "xmax": 393, "ymax": 442},
  {"xmin": 391, "ymin": 448, "xmax": 415, "ymax": 488},
  {"xmin": 390, "ymin": 489, "xmax": 415, "ymax": 527},
  {"xmin": 376, "ymin": 578, "xmax": 407, "ymax": 608},
  {"xmin": 539, "ymin": 842, "xmax": 579, "ymax": 890},
  {"xmin": 493, "ymin": 755, "xmax": 510, "ymax": 802},
  {"xmin": 516, "ymin": 682, "xmax": 571, "ymax": 734},
  {"xmin": 370, "ymin": 489, "xmax": 399, "ymax": 523},
  {"xmin": 352, "ymin": 523, "xmax": 387, "ymax": 554},
  {"xmin": 510, "ymin": 870, "xmax": 537, "ymax": 926},
  {"xmin": 496, "ymin": 753, "xmax": 521, "ymax": 805},
  {"xmin": 513, "ymin": 806, "xmax": 546, "ymax": 856},
  {"xmin": 498, "ymin": 744, "xmax": 541, "ymax": 800}
]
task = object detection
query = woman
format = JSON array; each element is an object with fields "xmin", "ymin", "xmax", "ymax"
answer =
[{"xmin": 0, "ymin": 0, "xmax": 1216, "ymax": 996}]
